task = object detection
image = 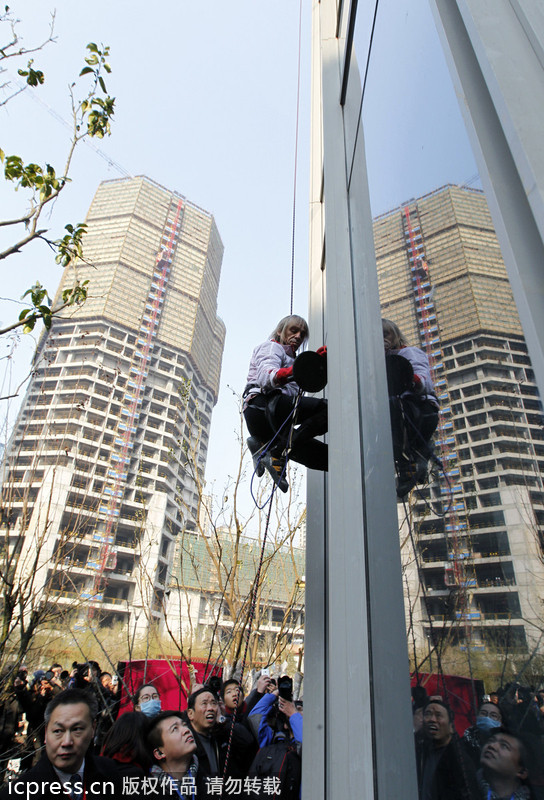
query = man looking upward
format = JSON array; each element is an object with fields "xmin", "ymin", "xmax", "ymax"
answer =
[{"xmin": 478, "ymin": 730, "xmax": 534, "ymax": 800}]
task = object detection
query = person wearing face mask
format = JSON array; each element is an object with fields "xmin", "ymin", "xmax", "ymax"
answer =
[
  {"xmin": 462, "ymin": 701, "xmax": 503, "ymax": 768},
  {"xmin": 134, "ymin": 683, "xmax": 162, "ymax": 718}
]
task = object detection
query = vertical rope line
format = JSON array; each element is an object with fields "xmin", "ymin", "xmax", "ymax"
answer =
[
  {"xmin": 222, "ymin": 5, "xmax": 304, "ymax": 773},
  {"xmin": 290, "ymin": 0, "xmax": 304, "ymax": 315},
  {"xmin": 221, "ymin": 490, "xmax": 276, "ymax": 784}
]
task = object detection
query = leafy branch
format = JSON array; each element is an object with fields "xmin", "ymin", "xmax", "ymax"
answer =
[
  {"xmin": 0, "ymin": 275, "xmax": 89, "ymax": 336},
  {"xmin": 0, "ymin": 18, "xmax": 115, "ymax": 334},
  {"xmin": 0, "ymin": 41, "xmax": 114, "ymax": 261},
  {"xmin": 16, "ymin": 58, "xmax": 44, "ymax": 87},
  {"xmin": 0, "ymin": 6, "xmax": 55, "ymax": 107}
]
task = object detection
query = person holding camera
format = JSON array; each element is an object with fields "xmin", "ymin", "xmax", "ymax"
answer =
[
  {"xmin": 248, "ymin": 676, "xmax": 302, "ymax": 749},
  {"xmin": 0, "ymin": 669, "xmax": 22, "ymax": 784},
  {"xmin": 247, "ymin": 676, "xmax": 302, "ymax": 800}
]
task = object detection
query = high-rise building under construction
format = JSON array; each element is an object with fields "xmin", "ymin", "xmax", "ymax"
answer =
[
  {"xmin": 1, "ymin": 176, "xmax": 225, "ymax": 633},
  {"xmin": 374, "ymin": 184, "xmax": 544, "ymax": 656}
]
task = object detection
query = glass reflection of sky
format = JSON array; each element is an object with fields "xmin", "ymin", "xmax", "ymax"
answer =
[{"xmin": 351, "ymin": 1, "xmax": 479, "ymax": 215}]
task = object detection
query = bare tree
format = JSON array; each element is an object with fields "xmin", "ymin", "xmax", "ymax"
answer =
[{"xmin": 148, "ymin": 398, "xmax": 307, "ymax": 678}]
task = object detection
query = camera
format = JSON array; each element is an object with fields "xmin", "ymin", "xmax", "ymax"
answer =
[
  {"xmin": 206, "ymin": 675, "xmax": 222, "ymax": 698},
  {"xmin": 277, "ymin": 675, "xmax": 293, "ymax": 702},
  {"xmin": 71, "ymin": 663, "xmax": 91, "ymax": 688}
]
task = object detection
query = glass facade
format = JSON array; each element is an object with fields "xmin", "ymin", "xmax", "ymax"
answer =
[
  {"xmin": 375, "ymin": 185, "xmax": 544, "ymax": 656},
  {"xmin": 307, "ymin": 0, "xmax": 544, "ymax": 795}
]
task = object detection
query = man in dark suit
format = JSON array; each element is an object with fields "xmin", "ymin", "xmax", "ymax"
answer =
[{"xmin": 1, "ymin": 687, "xmax": 122, "ymax": 799}]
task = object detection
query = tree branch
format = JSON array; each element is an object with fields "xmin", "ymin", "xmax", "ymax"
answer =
[
  {"xmin": 0, "ymin": 214, "xmax": 32, "ymax": 228},
  {"xmin": 0, "ymin": 228, "xmax": 47, "ymax": 261},
  {"xmin": 0, "ymin": 297, "xmax": 72, "ymax": 336},
  {"xmin": 0, "ymin": 10, "xmax": 56, "ymax": 63}
]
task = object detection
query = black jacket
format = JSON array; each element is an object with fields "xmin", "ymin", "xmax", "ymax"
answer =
[
  {"xmin": 0, "ymin": 752, "xmax": 124, "ymax": 800},
  {"xmin": 186, "ymin": 719, "xmax": 256, "ymax": 780},
  {"xmin": 416, "ymin": 733, "xmax": 480, "ymax": 800}
]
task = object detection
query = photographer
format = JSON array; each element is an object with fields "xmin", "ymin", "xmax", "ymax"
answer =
[
  {"xmin": 0, "ymin": 669, "xmax": 21, "ymax": 784},
  {"xmin": 247, "ymin": 676, "xmax": 302, "ymax": 800},
  {"xmin": 248, "ymin": 676, "xmax": 302, "ymax": 748},
  {"xmin": 49, "ymin": 664, "xmax": 65, "ymax": 691},
  {"xmin": 14, "ymin": 670, "xmax": 58, "ymax": 755}
]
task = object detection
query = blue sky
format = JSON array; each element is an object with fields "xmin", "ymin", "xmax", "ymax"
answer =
[
  {"xmin": 357, "ymin": 0, "xmax": 479, "ymax": 215},
  {"xmin": 0, "ymin": 1, "xmax": 311, "ymax": 515},
  {"xmin": 0, "ymin": 1, "xmax": 479, "ymax": 523}
]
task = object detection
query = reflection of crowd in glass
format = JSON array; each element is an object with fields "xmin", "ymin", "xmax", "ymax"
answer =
[
  {"xmin": 413, "ymin": 683, "xmax": 544, "ymax": 799},
  {"xmin": 1, "ymin": 661, "xmax": 544, "ymax": 798},
  {"xmin": 0, "ymin": 662, "xmax": 303, "ymax": 800}
]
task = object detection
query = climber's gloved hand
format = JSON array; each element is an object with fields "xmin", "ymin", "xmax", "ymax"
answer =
[{"xmin": 275, "ymin": 366, "xmax": 294, "ymax": 386}]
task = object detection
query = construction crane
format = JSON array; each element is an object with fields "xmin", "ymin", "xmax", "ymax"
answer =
[
  {"xmin": 402, "ymin": 203, "xmax": 479, "ymax": 650},
  {"xmin": 86, "ymin": 197, "xmax": 184, "ymax": 619}
]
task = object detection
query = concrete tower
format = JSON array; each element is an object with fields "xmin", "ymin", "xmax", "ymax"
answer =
[
  {"xmin": 375, "ymin": 184, "xmax": 544, "ymax": 657},
  {"xmin": 1, "ymin": 176, "xmax": 225, "ymax": 634}
]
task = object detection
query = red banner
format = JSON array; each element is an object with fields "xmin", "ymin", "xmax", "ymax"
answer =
[
  {"xmin": 117, "ymin": 658, "xmax": 222, "ymax": 714},
  {"xmin": 412, "ymin": 673, "xmax": 483, "ymax": 735}
]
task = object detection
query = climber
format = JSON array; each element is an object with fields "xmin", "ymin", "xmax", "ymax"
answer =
[
  {"xmin": 243, "ymin": 315, "xmax": 328, "ymax": 492},
  {"xmin": 383, "ymin": 318, "xmax": 439, "ymax": 499}
]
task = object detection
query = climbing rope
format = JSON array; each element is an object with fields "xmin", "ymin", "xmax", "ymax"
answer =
[
  {"xmin": 399, "ymin": 492, "xmax": 449, "ymax": 698},
  {"xmin": 222, "ymin": 392, "xmax": 303, "ymax": 781},
  {"xmin": 221, "ymin": 476, "xmax": 278, "ymax": 783},
  {"xmin": 393, "ymin": 394, "xmax": 456, "ymax": 699},
  {"xmin": 249, "ymin": 391, "xmax": 302, "ymax": 509},
  {"xmin": 290, "ymin": 0, "xmax": 304, "ymax": 315},
  {"xmin": 222, "ymin": 2, "xmax": 305, "ymax": 777}
]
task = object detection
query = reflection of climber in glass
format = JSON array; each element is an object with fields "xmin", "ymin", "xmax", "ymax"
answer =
[
  {"xmin": 243, "ymin": 315, "xmax": 328, "ymax": 493},
  {"xmin": 383, "ymin": 318, "xmax": 439, "ymax": 499}
]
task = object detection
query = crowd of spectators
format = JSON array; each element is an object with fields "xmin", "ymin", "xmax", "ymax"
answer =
[
  {"xmin": 0, "ymin": 658, "xmax": 543, "ymax": 799},
  {"xmin": 412, "ymin": 682, "xmax": 544, "ymax": 799},
  {"xmin": 0, "ymin": 661, "xmax": 302, "ymax": 799}
]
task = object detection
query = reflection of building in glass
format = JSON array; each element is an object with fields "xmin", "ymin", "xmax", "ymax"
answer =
[
  {"xmin": 1, "ymin": 176, "xmax": 225, "ymax": 634},
  {"xmin": 375, "ymin": 184, "xmax": 544, "ymax": 655},
  {"xmin": 167, "ymin": 528, "xmax": 305, "ymax": 665}
]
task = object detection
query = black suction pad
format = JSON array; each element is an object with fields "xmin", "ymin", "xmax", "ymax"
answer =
[
  {"xmin": 293, "ymin": 350, "xmax": 327, "ymax": 393},
  {"xmin": 386, "ymin": 353, "xmax": 414, "ymax": 396}
]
